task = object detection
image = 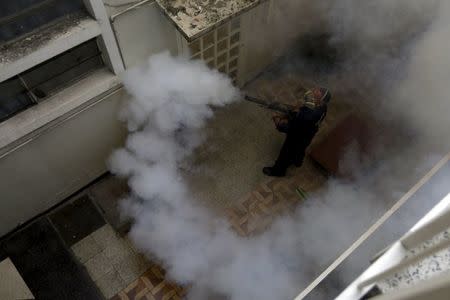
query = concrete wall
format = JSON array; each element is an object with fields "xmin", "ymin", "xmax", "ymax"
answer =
[
  {"xmin": 111, "ymin": 1, "xmax": 178, "ymax": 68},
  {"xmin": 0, "ymin": 1, "xmax": 180, "ymax": 236},
  {"xmin": 240, "ymin": 1, "xmax": 275, "ymax": 83},
  {"xmin": 0, "ymin": 0, "xmax": 281, "ymax": 236},
  {"xmin": 0, "ymin": 88, "xmax": 126, "ymax": 236}
]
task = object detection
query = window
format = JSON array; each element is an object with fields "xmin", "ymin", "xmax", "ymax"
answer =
[
  {"xmin": 0, "ymin": 39, "xmax": 104, "ymax": 122},
  {"xmin": 0, "ymin": 0, "xmax": 87, "ymax": 45},
  {"xmin": 0, "ymin": 77, "xmax": 35, "ymax": 122}
]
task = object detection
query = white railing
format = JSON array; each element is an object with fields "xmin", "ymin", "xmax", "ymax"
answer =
[
  {"xmin": 296, "ymin": 153, "xmax": 450, "ymax": 300},
  {"xmin": 358, "ymin": 209, "xmax": 450, "ymax": 290},
  {"xmin": 337, "ymin": 189, "xmax": 450, "ymax": 299}
]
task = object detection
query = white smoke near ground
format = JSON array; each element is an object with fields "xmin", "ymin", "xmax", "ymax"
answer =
[
  {"xmin": 109, "ymin": 52, "xmax": 302, "ymax": 299},
  {"xmin": 109, "ymin": 0, "xmax": 450, "ymax": 299}
]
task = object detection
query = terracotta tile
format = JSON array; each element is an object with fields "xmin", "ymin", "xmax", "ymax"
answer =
[
  {"xmin": 109, "ymin": 293, "xmax": 125, "ymax": 300},
  {"xmin": 122, "ymin": 278, "xmax": 148, "ymax": 299}
]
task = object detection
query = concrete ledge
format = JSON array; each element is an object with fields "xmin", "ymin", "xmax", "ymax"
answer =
[
  {"xmin": 0, "ymin": 68, "xmax": 121, "ymax": 152},
  {"xmin": 0, "ymin": 16, "xmax": 101, "ymax": 82}
]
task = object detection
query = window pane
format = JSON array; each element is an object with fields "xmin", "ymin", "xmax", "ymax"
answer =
[
  {"xmin": 230, "ymin": 17, "xmax": 240, "ymax": 32},
  {"xmin": 229, "ymin": 58, "xmax": 238, "ymax": 70},
  {"xmin": 0, "ymin": 77, "xmax": 34, "ymax": 122},
  {"xmin": 217, "ymin": 24, "xmax": 229, "ymax": 41},
  {"xmin": 230, "ymin": 32, "xmax": 240, "ymax": 46},
  {"xmin": 0, "ymin": 0, "xmax": 86, "ymax": 44},
  {"xmin": 230, "ymin": 46, "xmax": 239, "ymax": 58},
  {"xmin": 203, "ymin": 46, "xmax": 214, "ymax": 61},
  {"xmin": 217, "ymin": 52, "xmax": 228, "ymax": 66},
  {"xmin": 188, "ymin": 39, "xmax": 201, "ymax": 55},
  {"xmin": 21, "ymin": 39, "xmax": 104, "ymax": 100},
  {"xmin": 202, "ymin": 31, "xmax": 215, "ymax": 49}
]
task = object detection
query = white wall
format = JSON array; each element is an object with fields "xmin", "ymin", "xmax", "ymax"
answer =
[
  {"xmin": 111, "ymin": 1, "xmax": 178, "ymax": 68},
  {"xmin": 0, "ymin": 88, "xmax": 127, "ymax": 236},
  {"xmin": 240, "ymin": 1, "xmax": 275, "ymax": 83}
]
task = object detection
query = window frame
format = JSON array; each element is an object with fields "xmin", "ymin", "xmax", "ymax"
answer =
[
  {"xmin": 0, "ymin": 0, "xmax": 125, "ymax": 149},
  {"xmin": 0, "ymin": 0, "xmax": 124, "ymax": 82}
]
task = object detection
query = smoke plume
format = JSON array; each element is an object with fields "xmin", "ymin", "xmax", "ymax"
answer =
[{"xmin": 109, "ymin": 0, "xmax": 450, "ymax": 299}]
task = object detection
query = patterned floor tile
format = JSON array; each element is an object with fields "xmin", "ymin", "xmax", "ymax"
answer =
[
  {"xmin": 109, "ymin": 166, "xmax": 323, "ymax": 299},
  {"xmin": 108, "ymin": 75, "xmax": 339, "ymax": 299},
  {"xmin": 49, "ymin": 195, "xmax": 106, "ymax": 247},
  {"xmin": 226, "ymin": 174, "xmax": 307, "ymax": 236},
  {"xmin": 111, "ymin": 264, "xmax": 186, "ymax": 300},
  {"xmin": 2, "ymin": 218, "xmax": 103, "ymax": 299}
]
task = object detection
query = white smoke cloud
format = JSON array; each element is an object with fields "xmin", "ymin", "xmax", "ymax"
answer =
[
  {"xmin": 266, "ymin": 0, "xmax": 449, "ymax": 149},
  {"xmin": 388, "ymin": 1, "xmax": 450, "ymax": 146},
  {"xmin": 109, "ymin": 53, "xmax": 414, "ymax": 300},
  {"xmin": 109, "ymin": 51, "xmax": 328, "ymax": 300},
  {"xmin": 109, "ymin": 0, "xmax": 450, "ymax": 298}
]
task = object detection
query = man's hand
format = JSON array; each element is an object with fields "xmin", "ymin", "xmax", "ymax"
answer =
[
  {"xmin": 272, "ymin": 114, "xmax": 290, "ymax": 133},
  {"xmin": 272, "ymin": 113, "xmax": 287, "ymax": 124}
]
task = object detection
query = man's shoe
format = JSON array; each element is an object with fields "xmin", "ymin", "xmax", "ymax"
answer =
[
  {"xmin": 293, "ymin": 156, "xmax": 304, "ymax": 167},
  {"xmin": 263, "ymin": 167, "xmax": 285, "ymax": 177},
  {"xmin": 294, "ymin": 160, "xmax": 303, "ymax": 167}
]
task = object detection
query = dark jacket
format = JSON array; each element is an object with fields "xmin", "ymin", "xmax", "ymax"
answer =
[{"xmin": 277, "ymin": 105, "xmax": 327, "ymax": 137}]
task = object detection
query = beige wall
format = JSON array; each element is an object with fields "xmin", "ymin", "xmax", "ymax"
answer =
[
  {"xmin": 111, "ymin": 1, "xmax": 179, "ymax": 68},
  {"xmin": 0, "ymin": 88, "xmax": 127, "ymax": 236}
]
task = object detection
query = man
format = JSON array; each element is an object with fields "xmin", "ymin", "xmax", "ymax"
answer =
[{"xmin": 263, "ymin": 87, "xmax": 331, "ymax": 177}]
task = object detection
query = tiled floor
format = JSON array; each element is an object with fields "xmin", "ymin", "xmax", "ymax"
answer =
[
  {"xmin": 82, "ymin": 73, "xmax": 350, "ymax": 299},
  {"xmin": 226, "ymin": 158, "xmax": 326, "ymax": 237},
  {"xmin": 110, "ymin": 264, "xmax": 187, "ymax": 300},
  {"xmin": 104, "ymin": 70, "xmax": 438, "ymax": 299},
  {"xmin": 49, "ymin": 195, "xmax": 106, "ymax": 246},
  {"xmin": 0, "ymin": 258, "xmax": 34, "ymax": 299},
  {"xmin": 183, "ymin": 100, "xmax": 284, "ymax": 211},
  {"xmin": 71, "ymin": 224, "xmax": 151, "ymax": 299},
  {"xmin": 1, "ymin": 61, "xmax": 432, "ymax": 299},
  {"xmin": 102, "ymin": 74, "xmax": 344, "ymax": 299},
  {"xmin": 106, "ymin": 160, "xmax": 326, "ymax": 299},
  {"xmin": 88, "ymin": 176, "xmax": 130, "ymax": 233},
  {"xmin": 183, "ymin": 72, "xmax": 349, "ymax": 214},
  {"xmin": 0, "ymin": 216, "xmax": 103, "ymax": 300}
]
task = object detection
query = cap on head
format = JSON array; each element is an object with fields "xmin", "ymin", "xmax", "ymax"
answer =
[{"xmin": 303, "ymin": 87, "xmax": 331, "ymax": 109}]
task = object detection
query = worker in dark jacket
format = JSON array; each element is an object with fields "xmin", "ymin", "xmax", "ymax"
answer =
[{"xmin": 263, "ymin": 87, "xmax": 331, "ymax": 177}]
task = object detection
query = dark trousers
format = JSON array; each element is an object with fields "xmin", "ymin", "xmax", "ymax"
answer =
[{"xmin": 273, "ymin": 130, "xmax": 317, "ymax": 173}]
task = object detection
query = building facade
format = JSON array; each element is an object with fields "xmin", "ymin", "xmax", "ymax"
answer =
[{"xmin": 0, "ymin": 0, "xmax": 279, "ymax": 236}]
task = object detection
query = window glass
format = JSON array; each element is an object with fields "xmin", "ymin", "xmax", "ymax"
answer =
[
  {"xmin": 0, "ymin": 0, "xmax": 86, "ymax": 44},
  {"xmin": 0, "ymin": 39, "xmax": 104, "ymax": 122},
  {"xmin": 21, "ymin": 39, "xmax": 103, "ymax": 100},
  {"xmin": 0, "ymin": 77, "xmax": 34, "ymax": 122}
]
